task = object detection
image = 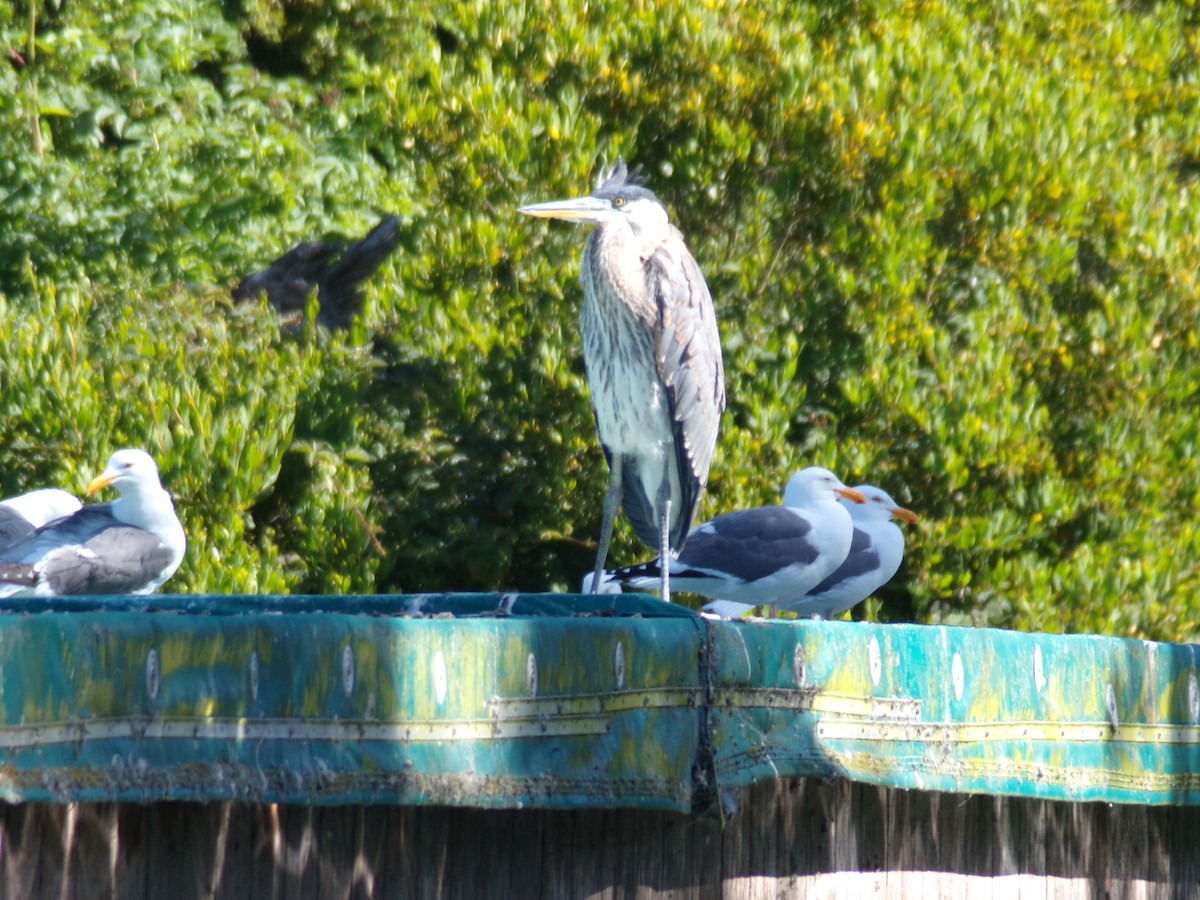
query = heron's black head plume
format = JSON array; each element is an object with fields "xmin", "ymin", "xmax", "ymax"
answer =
[{"xmin": 594, "ymin": 159, "xmax": 659, "ymax": 206}]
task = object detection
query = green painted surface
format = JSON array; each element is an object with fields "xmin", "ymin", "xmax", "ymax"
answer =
[{"xmin": 0, "ymin": 594, "xmax": 1197, "ymax": 812}]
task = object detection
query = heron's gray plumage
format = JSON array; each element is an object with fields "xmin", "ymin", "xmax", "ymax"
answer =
[{"xmin": 520, "ymin": 160, "xmax": 726, "ymax": 598}]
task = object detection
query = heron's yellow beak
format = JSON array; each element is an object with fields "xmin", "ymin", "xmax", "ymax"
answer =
[
  {"xmin": 518, "ymin": 196, "xmax": 612, "ymax": 223},
  {"xmin": 836, "ymin": 486, "xmax": 867, "ymax": 504}
]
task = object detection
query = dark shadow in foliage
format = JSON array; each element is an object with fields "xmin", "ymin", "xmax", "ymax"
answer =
[
  {"xmin": 367, "ymin": 340, "xmax": 599, "ymax": 594},
  {"xmin": 1040, "ymin": 236, "xmax": 1117, "ymax": 483},
  {"xmin": 233, "ymin": 216, "xmax": 402, "ymax": 329},
  {"xmin": 229, "ymin": 0, "xmax": 422, "ymax": 80}
]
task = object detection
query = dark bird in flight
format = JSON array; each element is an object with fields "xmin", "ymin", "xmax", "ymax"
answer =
[{"xmin": 233, "ymin": 215, "xmax": 401, "ymax": 328}]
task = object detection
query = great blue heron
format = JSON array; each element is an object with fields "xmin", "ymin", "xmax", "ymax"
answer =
[
  {"xmin": 604, "ymin": 467, "xmax": 865, "ymax": 610},
  {"xmin": 703, "ymin": 483, "xmax": 917, "ymax": 619},
  {"xmin": 519, "ymin": 161, "xmax": 726, "ymax": 602}
]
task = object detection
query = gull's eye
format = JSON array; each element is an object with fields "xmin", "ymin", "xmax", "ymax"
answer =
[{"xmin": 612, "ymin": 196, "xmax": 625, "ymax": 208}]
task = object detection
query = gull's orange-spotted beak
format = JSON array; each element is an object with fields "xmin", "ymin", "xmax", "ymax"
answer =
[
  {"xmin": 86, "ymin": 471, "xmax": 116, "ymax": 496},
  {"xmin": 836, "ymin": 486, "xmax": 867, "ymax": 504}
]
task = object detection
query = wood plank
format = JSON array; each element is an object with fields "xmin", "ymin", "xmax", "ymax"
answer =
[{"xmin": 4, "ymin": 781, "xmax": 1200, "ymax": 898}]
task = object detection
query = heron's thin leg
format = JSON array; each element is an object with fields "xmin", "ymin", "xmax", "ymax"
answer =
[
  {"xmin": 591, "ymin": 453, "xmax": 622, "ymax": 593},
  {"xmin": 657, "ymin": 471, "xmax": 671, "ymax": 603}
]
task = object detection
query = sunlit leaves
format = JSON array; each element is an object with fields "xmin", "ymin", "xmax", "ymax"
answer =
[{"xmin": 2, "ymin": 0, "xmax": 1199, "ymax": 639}]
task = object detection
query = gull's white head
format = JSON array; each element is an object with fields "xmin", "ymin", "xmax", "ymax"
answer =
[
  {"xmin": 86, "ymin": 449, "xmax": 166, "ymax": 499},
  {"xmin": 85, "ymin": 449, "xmax": 184, "ymax": 563},
  {"xmin": 843, "ymin": 485, "xmax": 919, "ymax": 525},
  {"xmin": 782, "ymin": 467, "xmax": 866, "ymax": 508}
]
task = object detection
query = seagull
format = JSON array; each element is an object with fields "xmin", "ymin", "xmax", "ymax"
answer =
[
  {"xmin": 704, "ymin": 484, "xmax": 917, "ymax": 619},
  {"xmin": 605, "ymin": 467, "xmax": 865, "ymax": 607},
  {"xmin": 0, "ymin": 489, "xmax": 82, "ymax": 552},
  {"xmin": 0, "ymin": 449, "xmax": 186, "ymax": 597}
]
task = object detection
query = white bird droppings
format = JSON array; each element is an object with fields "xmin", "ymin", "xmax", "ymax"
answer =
[
  {"xmin": 528, "ymin": 652, "xmax": 542, "ymax": 700},
  {"xmin": 868, "ymin": 637, "xmax": 882, "ymax": 687},
  {"xmin": 249, "ymin": 651, "xmax": 259, "ymax": 701},
  {"xmin": 432, "ymin": 650, "xmax": 448, "ymax": 705},
  {"xmin": 341, "ymin": 645, "xmax": 355, "ymax": 698},
  {"xmin": 145, "ymin": 648, "xmax": 159, "ymax": 701}
]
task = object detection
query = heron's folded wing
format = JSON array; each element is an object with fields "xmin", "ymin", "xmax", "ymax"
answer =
[{"xmin": 648, "ymin": 234, "xmax": 726, "ymax": 541}]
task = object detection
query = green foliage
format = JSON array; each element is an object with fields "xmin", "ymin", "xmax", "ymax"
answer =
[{"xmin": 2, "ymin": 0, "xmax": 1199, "ymax": 640}]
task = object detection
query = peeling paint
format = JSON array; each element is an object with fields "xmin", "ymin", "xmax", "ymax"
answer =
[{"xmin": 0, "ymin": 597, "xmax": 1198, "ymax": 811}]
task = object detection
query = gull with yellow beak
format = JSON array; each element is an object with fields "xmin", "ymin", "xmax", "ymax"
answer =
[
  {"xmin": 605, "ymin": 467, "xmax": 866, "ymax": 609},
  {"xmin": 704, "ymin": 484, "xmax": 918, "ymax": 619},
  {"xmin": 0, "ymin": 449, "xmax": 185, "ymax": 597}
]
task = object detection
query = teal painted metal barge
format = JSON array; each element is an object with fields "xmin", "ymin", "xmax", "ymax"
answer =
[{"xmin": 1, "ymin": 593, "xmax": 1197, "ymax": 813}]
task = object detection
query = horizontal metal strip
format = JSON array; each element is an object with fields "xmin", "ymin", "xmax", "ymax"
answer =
[
  {"xmin": 824, "ymin": 746, "xmax": 1200, "ymax": 797},
  {"xmin": 712, "ymin": 687, "xmax": 922, "ymax": 720},
  {"xmin": 0, "ymin": 715, "xmax": 610, "ymax": 748},
  {"xmin": 818, "ymin": 720, "xmax": 1200, "ymax": 745},
  {"xmin": 488, "ymin": 687, "xmax": 703, "ymax": 717},
  {"xmin": 490, "ymin": 687, "xmax": 920, "ymax": 721}
]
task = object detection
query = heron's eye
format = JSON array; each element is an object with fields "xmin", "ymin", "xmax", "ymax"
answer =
[{"xmin": 612, "ymin": 196, "xmax": 625, "ymax": 208}]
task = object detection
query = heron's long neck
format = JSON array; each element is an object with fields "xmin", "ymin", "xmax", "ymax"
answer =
[{"xmin": 583, "ymin": 224, "xmax": 660, "ymax": 328}]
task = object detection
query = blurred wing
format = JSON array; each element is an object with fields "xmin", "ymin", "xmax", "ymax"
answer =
[
  {"xmin": 0, "ymin": 509, "xmax": 35, "ymax": 553},
  {"xmin": 701, "ymin": 599, "xmax": 757, "ymax": 618},
  {"xmin": 0, "ymin": 505, "xmax": 116, "ymax": 564}
]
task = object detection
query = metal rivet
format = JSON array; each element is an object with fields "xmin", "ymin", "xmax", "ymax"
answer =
[
  {"xmin": 249, "ymin": 651, "xmax": 259, "ymax": 701},
  {"xmin": 341, "ymin": 645, "xmax": 355, "ymax": 698},
  {"xmin": 527, "ymin": 653, "xmax": 539, "ymax": 697},
  {"xmin": 614, "ymin": 641, "xmax": 626, "ymax": 691},
  {"xmin": 432, "ymin": 651, "xmax": 448, "ymax": 705},
  {"xmin": 868, "ymin": 637, "xmax": 882, "ymax": 687},
  {"xmin": 794, "ymin": 644, "xmax": 806, "ymax": 687},
  {"xmin": 1033, "ymin": 645, "xmax": 1046, "ymax": 693},
  {"xmin": 1105, "ymin": 683, "xmax": 1119, "ymax": 732},
  {"xmin": 145, "ymin": 649, "xmax": 159, "ymax": 701},
  {"xmin": 1190, "ymin": 674, "xmax": 1199, "ymax": 726},
  {"xmin": 951, "ymin": 652, "xmax": 964, "ymax": 701}
]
